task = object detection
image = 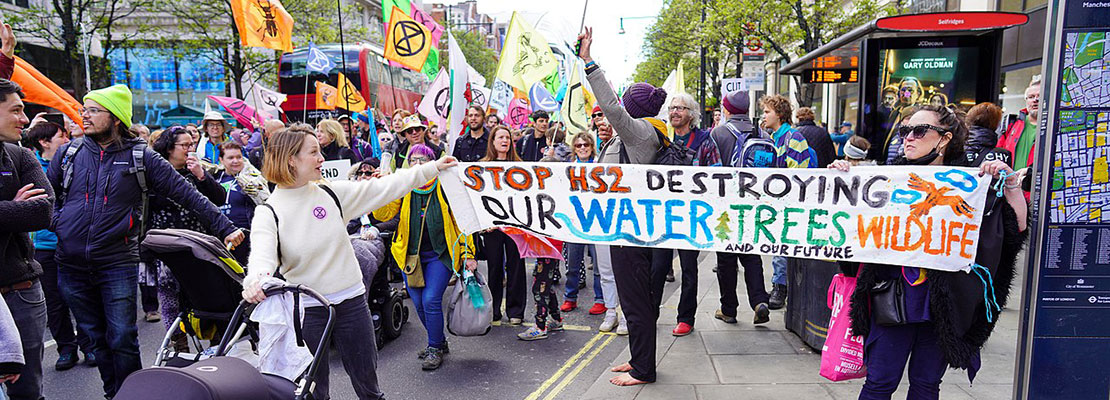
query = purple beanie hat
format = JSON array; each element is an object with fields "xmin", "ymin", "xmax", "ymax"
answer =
[{"xmin": 622, "ymin": 83, "xmax": 668, "ymax": 119}]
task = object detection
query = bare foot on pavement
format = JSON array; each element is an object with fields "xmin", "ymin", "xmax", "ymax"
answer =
[
  {"xmin": 609, "ymin": 372, "xmax": 650, "ymax": 386},
  {"xmin": 610, "ymin": 362, "xmax": 632, "ymax": 373}
]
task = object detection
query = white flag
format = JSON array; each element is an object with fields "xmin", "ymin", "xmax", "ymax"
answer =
[
  {"xmin": 447, "ymin": 32, "xmax": 469, "ymax": 154},
  {"xmin": 418, "ymin": 68, "xmax": 450, "ymax": 128},
  {"xmin": 470, "ymin": 85, "xmax": 490, "ymax": 109},
  {"xmin": 249, "ymin": 82, "xmax": 287, "ymax": 121},
  {"xmin": 489, "ymin": 79, "xmax": 513, "ymax": 112}
]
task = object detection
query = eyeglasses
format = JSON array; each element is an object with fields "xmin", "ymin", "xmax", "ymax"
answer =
[
  {"xmin": 356, "ymin": 170, "xmax": 375, "ymax": 177},
  {"xmin": 591, "ymin": 112, "xmax": 604, "ymax": 118},
  {"xmin": 574, "ymin": 143, "xmax": 591, "ymax": 149},
  {"xmin": 175, "ymin": 141, "xmax": 195, "ymax": 149},
  {"xmin": 898, "ymin": 124, "xmax": 947, "ymax": 140},
  {"xmin": 409, "ymin": 157, "xmax": 430, "ymax": 164},
  {"xmin": 79, "ymin": 107, "xmax": 107, "ymax": 116},
  {"xmin": 668, "ymin": 106, "xmax": 691, "ymax": 112}
]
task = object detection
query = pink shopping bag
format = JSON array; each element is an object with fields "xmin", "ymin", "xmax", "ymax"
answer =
[{"xmin": 819, "ymin": 274, "xmax": 867, "ymax": 381}]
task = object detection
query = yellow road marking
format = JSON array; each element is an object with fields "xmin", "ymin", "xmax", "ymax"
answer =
[
  {"xmin": 524, "ymin": 333, "xmax": 605, "ymax": 400},
  {"xmin": 492, "ymin": 321, "xmax": 595, "ymax": 332},
  {"xmin": 542, "ymin": 334, "xmax": 616, "ymax": 400}
]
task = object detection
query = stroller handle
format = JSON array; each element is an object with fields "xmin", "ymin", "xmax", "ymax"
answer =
[{"xmin": 214, "ymin": 283, "xmax": 338, "ymax": 400}]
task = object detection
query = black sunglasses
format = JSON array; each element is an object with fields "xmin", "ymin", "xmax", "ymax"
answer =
[
  {"xmin": 591, "ymin": 113, "xmax": 604, "ymax": 118},
  {"xmin": 898, "ymin": 124, "xmax": 948, "ymax": 140}
]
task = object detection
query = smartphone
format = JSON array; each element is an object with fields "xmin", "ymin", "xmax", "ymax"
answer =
[
  {"xmin": 44, "ymin": 113, "xmax": 64, "ymax": 126},
  {"xmin": 187, "ymin": 151, "xmax": 197, "ymax": 160}
]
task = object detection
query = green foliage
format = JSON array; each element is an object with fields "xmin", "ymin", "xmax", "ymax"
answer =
[
  {"xmin": 636, "ymin": 0, "xmax": 890, "ymax": 108},
  {"xmin": 441, "ymin": 29, "xmax": 498, "ymax": 86}
]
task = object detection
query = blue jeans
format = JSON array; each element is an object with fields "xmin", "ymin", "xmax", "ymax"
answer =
[
  {"xmin": 303, "ymin": 296, "xmax": 383, "ymax": 400},
  {"xmin": 3, "ymin": 281, "xmax": 46, "ymax": 400},
  {"xmin": 564, "ymin": 243, "xmax": 602, "ymax": 302},
  {"xmin": 57, "ymin": 263, "xmax": 141, "ymax": 398},
  {"xmin": 859, "ymin": 322, "xmax": 948, "ymax": 400},
  {"xmin": 771, "ymin": 256, "xmax": 788, "ymax": 286},
  {"xmin": 405, "ymin": 251, "xmax": 452, "ymax": 349}
]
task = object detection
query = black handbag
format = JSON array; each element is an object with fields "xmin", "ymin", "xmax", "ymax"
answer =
[{"xmin": 871, "ymin": 278, "xmax": 907, "ymax": 326}]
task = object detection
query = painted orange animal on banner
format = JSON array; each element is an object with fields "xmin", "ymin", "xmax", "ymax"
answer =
[{"xmin": 906, "ymin": 173, "xmax": 975, "ymax": 219}]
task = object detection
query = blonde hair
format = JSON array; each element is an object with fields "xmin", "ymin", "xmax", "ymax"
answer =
[
  {"xmin": 316, "ymin": 119, "xmax": 349, "ymax": 148},
  {"xmin": 571, "ymin": 131, "xmax": 597, "ymax": 160},
  {"xmin": 262, "ymin": 123, "xmax": 315, "ymax": 187}
]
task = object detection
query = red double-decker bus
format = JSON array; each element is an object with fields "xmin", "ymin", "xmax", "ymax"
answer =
[{"xmin": 278, "ymin": 43, "xmax": 427, "ymax": 122}]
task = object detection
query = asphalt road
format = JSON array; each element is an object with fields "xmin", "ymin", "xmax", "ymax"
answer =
[{"xmin": 40, "ymin": 259, "xmax": 678, "ymax": 399}]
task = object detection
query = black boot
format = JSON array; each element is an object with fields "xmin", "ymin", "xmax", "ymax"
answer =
[{"xmin": 768, "ymin": 284, "xmax": 787, "ymax": 310}]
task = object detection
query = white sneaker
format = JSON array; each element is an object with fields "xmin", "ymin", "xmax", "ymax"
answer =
[
  {"xmin": 615, "ymin": 312, "xmax": 629, "ymax": 336},
  {"xmin": 599, "ymin": 310, "xmax": 618, "ymax": 332}
]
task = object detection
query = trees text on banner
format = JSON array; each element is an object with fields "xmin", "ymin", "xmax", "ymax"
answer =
[
  {"xmin": 315, "ymin": 81, "xmax": 339, "ymax": 110},
  {"xmin": 446, "ymin": 32, "xmax": 469, "ymax": 154},
  {"xmin": 561, "ymin": 59, "xmax": 590, "ymax": 136},
  {"xmin": 489, "ymin": 79, "xmax": 513, "ymax": 112},
  {"xmin": 321, "ymin": 159, "xmax": 351, "ymax": 181},
  {"xmin": 384, "ymin": 6, "xmax": 432, "ymax": 71},
  {"xmin": 418, "ymin": 68, "xmax": 450, "ymax": 128},
  {"xmin": 529, "ymin": 82, "xmax": 560, "ymax": 112},
  {"xmin": 231, "ymin": 0, "xmax": 294, "ymax": 53},
  {"xmin": 506, "ymin": 97, "xmax": 531, "ymax": 128},
  {"xmin": 336, "ymin": 73, "xmax": 368, "ymax": 112},
  {"xmin": 494, "ymin": 12, "xmax": 559, "ymax": 91},
  {"xmin": 439, "ymin": 163, "xmax": 993, "ymax": 272}
]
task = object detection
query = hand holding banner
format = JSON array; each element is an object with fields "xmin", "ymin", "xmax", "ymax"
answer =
[{"xmin": 441, "ymin": 163, "xmax": 992, "ymax": 272}]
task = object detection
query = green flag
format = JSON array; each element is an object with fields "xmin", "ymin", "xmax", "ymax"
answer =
[
  {"xmin": 382, "ymin": 0, "xmax": 411, "ymax": 27},
  {"xmin": 422, "ymin": 49, "xmax": 439, "ymax": 80}
]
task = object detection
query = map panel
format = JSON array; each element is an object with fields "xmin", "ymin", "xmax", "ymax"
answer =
[
  {"xmin": 1061, "ymin": 32, "xmax": 1110, "ymax": 108},
  {"xmin": 1050, "ymin": 110, "xmax": 1110, "ymax": 223}
]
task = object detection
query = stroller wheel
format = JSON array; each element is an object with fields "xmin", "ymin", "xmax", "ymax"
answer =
[{"xmin": 382, "ymin": 292, "xmax": 406, "ymax": 340}]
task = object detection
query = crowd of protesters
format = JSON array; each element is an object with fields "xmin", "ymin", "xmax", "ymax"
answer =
[{"xmin": 0, "ymin": 21, "xmax": 1037, "ymax": 400}]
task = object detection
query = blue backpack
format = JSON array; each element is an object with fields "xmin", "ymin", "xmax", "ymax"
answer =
[{"xmin": 719, "ymin": 120, "xmax": 779, "ymax": 168}]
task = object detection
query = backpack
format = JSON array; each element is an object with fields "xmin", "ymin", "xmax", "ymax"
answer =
[
  {"xmin": 718, "ymin": 119, "xmax": 779, "ymax": 168},
  {"xmin": 59, "ymin": 136, "xmax": 151, "ymax": 238},
  {"xmin": 620, "ymin": 117, "xmax": 694, "ymax": 166}
]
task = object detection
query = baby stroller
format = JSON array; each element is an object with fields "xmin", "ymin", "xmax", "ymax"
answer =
[
  {"xmin": 141, "ymin": 228, "xmax": 252, "ymax": 367},
  {"xmin": 115, "ymin": 283, "xmax": 335, "ymax": 400}
]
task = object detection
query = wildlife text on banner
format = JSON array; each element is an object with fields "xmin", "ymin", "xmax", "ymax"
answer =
[
  {"xmin": 384, "ymin": 6, "xmax": 432, "ymax": 71},
  {"xmin": 440, "ymin": 163, "xmax": 992, "ymax": 272},
  {"xmin": 232, "ymin": 0, "xmax": 294, "ymax": 53}
]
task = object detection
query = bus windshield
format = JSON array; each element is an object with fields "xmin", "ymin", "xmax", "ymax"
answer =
[{"xmin": 278, "ymin": 47, "xmax": 362, "ymax": 94}]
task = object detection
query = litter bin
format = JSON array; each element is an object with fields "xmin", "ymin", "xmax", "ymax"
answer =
[{"xmin": 784, "ymin": 257, "xmax": 840, "ymax": 350}]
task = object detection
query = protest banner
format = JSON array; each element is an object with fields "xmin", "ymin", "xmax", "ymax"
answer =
[
  {"xmin": 321, "ymin": 159, "xmax": 352, "ymax": 181},
  {"xmin": 440, "ymin": 163, "xmax": 992, "ymax": 272}
]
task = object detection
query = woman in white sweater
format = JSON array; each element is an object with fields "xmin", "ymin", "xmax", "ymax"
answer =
[{"xmin": 242, "ymin": 124, "xmax": 456, "ymax": 400}]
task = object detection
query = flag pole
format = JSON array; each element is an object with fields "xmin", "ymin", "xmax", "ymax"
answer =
[
  {"xmin": 578, "ymin": 0, "xmax": 589, "ymax": 34},
  {"xmin": 337, "ymin": 0, "xmax": 351, "ymax": 115}
]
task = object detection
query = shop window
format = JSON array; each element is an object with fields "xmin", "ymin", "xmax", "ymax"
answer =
[{"xmin": 999, "ymin": 64, "xmax": 1040, "ymax": 116}]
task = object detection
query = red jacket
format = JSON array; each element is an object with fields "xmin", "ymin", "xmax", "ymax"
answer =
[
  {"xmin": 996, "ymin": 110, "xmax": 1036, "ymax": 169},
  {"xmin": 996, "ymin": 109, "xmax": 1035, "ymax": 201}
]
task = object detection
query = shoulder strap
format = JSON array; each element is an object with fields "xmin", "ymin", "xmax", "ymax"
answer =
[
  {"xmin": 59, "ymin": 136, "xmax": 85, "ymax": 203},
  {"xmin": 130, "ymin": 144, "xmax": 150, "ymax": 239},
  {"xmin": 318, "ymin": 184, "xmax": 343, "ymax": 216},
  {"xmin": 261, "ymin": 203, "xmax": 282, "ymax": 263}
]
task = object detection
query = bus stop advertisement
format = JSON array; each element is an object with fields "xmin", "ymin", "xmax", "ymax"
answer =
[{"xmin": 1015, "ymin": 1, "xmax": 1110, "ymax": 399}]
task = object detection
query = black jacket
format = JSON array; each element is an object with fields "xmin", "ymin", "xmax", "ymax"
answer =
[
  {"xmin": 516, "ymin": 130, "xmax": 547, "ymax": 162},
  {"xmin": 47, "ymin": 137, "xmax": 237, "ymax": 269},
  {"xmin": 322, "ymin": 141, "xmax": 357, "ymax": 162},
  {"xmin": 453, "ymin": 126, "xmax": 489, "ymax": 163},
  {"xmin": 793, "ymin": 120, "xmax": 836, "ymax": 168},
  {"xmin": 965, "ymin": 125, "xmax": 999, "ymax": 161},
  {"xmin": 0, "ymin": 143, "xmax": 52, "ymax": 286},
  {"xmin": 848, "ymin": 155, "xmax": 1028, "ymax": 374}
]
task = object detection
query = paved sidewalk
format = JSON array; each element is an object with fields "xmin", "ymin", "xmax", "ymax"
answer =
[{"xmin": 578, "ymin": 254, "xmax": 1020, "ymax": 400}]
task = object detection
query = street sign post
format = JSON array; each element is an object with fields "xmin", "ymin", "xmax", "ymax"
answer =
[{"xmin": 1015, "ymin": 1, "xmax": 1110, "ymax": 398}]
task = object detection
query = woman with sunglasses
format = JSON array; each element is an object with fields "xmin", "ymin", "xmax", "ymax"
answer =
[
  {"xmin": 830, "ymin": 105, "xmax": 1028, "ymax": 400},
  {"xmin": 477, "ymin": 126, "xmax": 527, "ymax": 327},
  {"xmin": 560, "ymin": 132, "xmax": 607, "ymax": 316},
  {"xmin": 374, "ymin": 144, "xmax": 477, "ymax": 371}
]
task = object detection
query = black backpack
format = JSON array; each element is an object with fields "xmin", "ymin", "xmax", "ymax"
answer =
[
  {"xmin": 619, "ymin": 117, "xmax": 694, "ymax": 166},
  {"xmin": 58, "ymin": 137, "xmax": 151, "ymax": 238}
]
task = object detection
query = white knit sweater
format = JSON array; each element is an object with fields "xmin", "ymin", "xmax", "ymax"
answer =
[{"xmin": 247, "ymin": 163, "xmax": 439, "ymax": 296}]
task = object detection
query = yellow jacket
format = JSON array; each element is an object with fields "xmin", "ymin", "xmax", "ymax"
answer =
[{"xmin": 373, "ymin": 184, "xmax": 475, "ymax": 273}]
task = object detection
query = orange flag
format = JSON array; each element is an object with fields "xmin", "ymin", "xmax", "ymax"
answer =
[
  {"xmin": 11, "ymin": 57, "xmax": 82, "ymax": 125},
  {"xmin": 232, "ymin": 0, "xmax": 294, "ymax": 53},
  {"xmin": 336, "ymin": 73, "xmax": 367, "ymax": 112},
  {"xmin": 315, "ymin": 81, "xmax": 338, "ymax": 110},
  {"xmin": 383, "ymin": 6, "xmax": 432, "ymax": 71}
]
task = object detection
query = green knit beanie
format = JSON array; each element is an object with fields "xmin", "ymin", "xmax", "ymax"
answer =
[{"xmin": 84, "ymin": 84, "xmax": 134, "ymax": 128}]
